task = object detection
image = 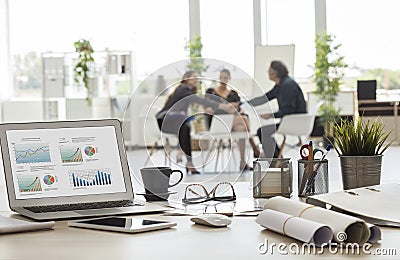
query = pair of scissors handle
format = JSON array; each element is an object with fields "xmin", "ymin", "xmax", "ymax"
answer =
[
  {"xmin": 312, "ymin": 148, "xmax": 324, "ymax": 159},
  {"xmin": 300, "ymin": 145, "xmax": 324, "ymax": 160}
]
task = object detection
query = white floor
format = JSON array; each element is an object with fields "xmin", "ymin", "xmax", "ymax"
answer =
[
  {"xmin": 0, "ymin": 142, "xmax": 398, "ymax": 196},
  {"xmin": 128, "ymin": 142, "xmax": 400, "ymax": 194}
]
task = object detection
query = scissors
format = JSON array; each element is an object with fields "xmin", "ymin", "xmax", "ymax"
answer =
[{"xmin": 299, "ymin": 144, "xmax": 324, "ymax": 160}]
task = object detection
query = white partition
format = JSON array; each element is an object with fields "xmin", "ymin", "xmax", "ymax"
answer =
[
  {"xmin": 2, "ymin": 100, "xmax": 44, "ymax": 123},
  {"xmin": 92, "ymin": 97, "xmax": 112, "ymax": 119},
  {"xmin": 307, "ymin": 91, "xmax": 356, "ymax": 116},
  {"xmin": 65, "ymin": 99, "xmax": 92, "ymax": 120}
]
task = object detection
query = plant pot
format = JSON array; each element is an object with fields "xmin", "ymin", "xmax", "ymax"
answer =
[
  {"xmin": 339, "ymin": 155, "xmax": 382, "ymax": 190},
  {"xmin": 191, "ymin": 138, "xmax": 209, "ymax": 151},
  {"xmin": 193, "ymin": 116, "xmax": 207, "ymax": 133}
]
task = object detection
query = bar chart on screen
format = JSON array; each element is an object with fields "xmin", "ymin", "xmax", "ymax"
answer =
[{"xmin": 69, "ymin": 169, "xmax": 112, "ymax": 188}]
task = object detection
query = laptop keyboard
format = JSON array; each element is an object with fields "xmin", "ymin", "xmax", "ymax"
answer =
[{"xmin": 24, "ymin": 200, "xmax": 144, "ymax": 213}]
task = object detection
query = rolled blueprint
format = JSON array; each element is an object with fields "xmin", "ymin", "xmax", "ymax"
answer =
[
  {"xmin": 366, "ymin": 223, "xmax": 382, "ymax": 243},
  {"xmin": 256, "ymin": 209, "xmax": 333, "ymax": 247},
  {"xmin": 264, "ymin": 196, "xmax": 371, "ymax": 244}
]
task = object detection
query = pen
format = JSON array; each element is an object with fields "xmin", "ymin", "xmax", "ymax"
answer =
[
  {"xmin": 305, "ymin": 144, "xmax": 332, "ymax": 193},
  {"xmin": 313, "ymin": 144, "xmax": 332, "ymax": 172},
  {"xmin": 307, "ymin": 141, "xmax": 314, "ymax": 161}
]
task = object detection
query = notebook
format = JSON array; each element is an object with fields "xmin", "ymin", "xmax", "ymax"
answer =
[{"xmin": 0, "ymin": 119, "xmax": 166, "ymax": 220}]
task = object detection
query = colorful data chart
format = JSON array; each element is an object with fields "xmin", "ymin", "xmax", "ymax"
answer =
[
  {"xmin": 84, "ymin": 146, "xmax": 96, "ymax": 157},
  {"xmin": 14, "ymin": 143, "xmax": 51, "ymax": 164},
  {"xmin": 69, "ymin": 169, "xmax": 112, "ymax": 188},
  {"xmin": 60, "ymin": 146, "xmax": 83, "ymax": 163},
  {"xmin": 43, "ymin": 175, "xmax": 55, "ymax": 185},
  {"xmin": 18, "ymin": 176, "xmax": 42, "ymax": 193}
]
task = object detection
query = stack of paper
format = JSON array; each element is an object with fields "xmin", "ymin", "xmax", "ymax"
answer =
[
  {"xmin": 256, "ymin": 196, "xmax": 381, "ymax": 245},
  {"xmin": 259, "ymin": 168, "xmax": 282, "ymax": 194}
]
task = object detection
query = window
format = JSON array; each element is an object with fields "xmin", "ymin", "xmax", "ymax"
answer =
[
  {"xmin": 200, "ymin": 0, "xmax": 254, "ymax": 75},
  {"xmin": 8, "ymin": 0, "xmax": 189, "ymax": 97},
  {"xmin": 266, "ymin": 0, "xmax": 315, "ymax": 79},
  {"xmin": 327, "ymin": 0, "xmax": 400, "ymax": 90}
]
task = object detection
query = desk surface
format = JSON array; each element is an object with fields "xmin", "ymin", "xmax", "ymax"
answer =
[{"xmin": 0, "ymin": 182, "xmax": 399, "ymax": 259}]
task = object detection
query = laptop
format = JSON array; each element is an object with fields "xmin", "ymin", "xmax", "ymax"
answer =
[{"xmin": 0, "ymin": 119, "xmax": 166, "ymax": 220}]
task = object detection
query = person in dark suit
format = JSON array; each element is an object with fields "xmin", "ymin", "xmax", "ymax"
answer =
[
  {"xmin": 156, "ymin": 70, "xmax": 235, "ymax": 174},
  {"xmin": 245, "ymin": 61, "xmax": 307, "ymax": 158},
  {"xmin": 205, "ymin": 69, "xmax": 261, "ymax": 171}
]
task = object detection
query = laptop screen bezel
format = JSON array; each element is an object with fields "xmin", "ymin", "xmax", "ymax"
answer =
[{"xmin": 0, "ymin": 119, "xmax": 134, "ymax": 208}]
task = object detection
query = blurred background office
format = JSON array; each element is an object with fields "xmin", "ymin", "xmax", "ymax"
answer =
[{"xmin": 1, "ymin": 0, "xmax": 400, "ymax": 148}]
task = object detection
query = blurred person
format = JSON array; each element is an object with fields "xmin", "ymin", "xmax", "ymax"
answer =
[
  {"xmin": 245, "ymin": 61, "xmax": 307, "ymax": 158},
  {"xmin": 156, "ymin": 70, "xmax": 235, "ymax": 174},
  {"xmin": 205, "ymin": 69, "xmax": 261, "ymax": 171}
]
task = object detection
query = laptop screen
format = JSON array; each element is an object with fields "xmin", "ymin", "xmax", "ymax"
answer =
[{"xmin": 5, "ymin": 125, "xmax": 127, "ymax": 200}]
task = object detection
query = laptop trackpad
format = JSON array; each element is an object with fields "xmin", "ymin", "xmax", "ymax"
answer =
[{"xmin": 75, "ymin": 209, "xmax": 122, "ymax": 215}]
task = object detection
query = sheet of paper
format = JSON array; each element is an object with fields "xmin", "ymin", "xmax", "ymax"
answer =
[
  {"xmin": 256, "ymin": 209, "xmax": 333, "ymax": 246},
  {"xmin": 263, "ymin": 196, "xmax": 371, "ymax": 244}
]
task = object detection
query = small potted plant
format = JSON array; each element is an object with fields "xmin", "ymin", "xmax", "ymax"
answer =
[{"xmin": 330, "ymin": 116, "xmax": 394, "ymax": 189}]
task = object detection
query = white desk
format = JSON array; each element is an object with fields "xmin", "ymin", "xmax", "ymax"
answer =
[{"xmin": 0, "ymin": 183, "xmax": 399, "ymax": 259}]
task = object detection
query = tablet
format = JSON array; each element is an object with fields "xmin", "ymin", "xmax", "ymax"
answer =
[{"xmin": 68, "ymin": 217, "xmax": 177, "ymax": 233}]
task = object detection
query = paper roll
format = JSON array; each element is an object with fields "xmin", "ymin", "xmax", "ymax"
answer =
[
  {"xmin": 256, "ymin": 209, "xmax": 333, "ymax": 247},
  {"xmin": 366, "ymin": 223, "xmax": 382, "ymax": 243},
  {"xmin": 264, "ymin": 196, "xmax": 370, "ymax": 244}
]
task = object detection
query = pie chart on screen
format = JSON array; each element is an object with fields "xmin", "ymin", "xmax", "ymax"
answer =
[
  {"xmin": 43, "ymin": 175, "xmax": 55, "ymax": 185},
  {"xmin": 84, "ymin": 146, "xmax": 96, "ymax": 156}
]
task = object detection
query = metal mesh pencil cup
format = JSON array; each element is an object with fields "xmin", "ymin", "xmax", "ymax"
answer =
[
  {"xmin": 253, "ymin": 158, "xmax": 293, "ymax": 198},
  {"xmin": 297, "ymin": 159, "xmax": 328, "ymax": 197}
]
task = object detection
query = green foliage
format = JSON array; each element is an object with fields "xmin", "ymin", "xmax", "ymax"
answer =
[
  {"xmin": 314, "ymin": 33, "xmax": 347, "ymax": 128},
  {"xmin": 331, "ymin": 117, "xmax": 394, "ymax": 156},
  {"xmin": 73, "ymin": 39, "xmax": 94, "ymax": 101},
  {"xmin": 185, "ymin": 35, "xmax": 209, "ymax": 76},
  {"xmin": 184, "ymin": 35, "xmax": 208, "ymax": 126}
]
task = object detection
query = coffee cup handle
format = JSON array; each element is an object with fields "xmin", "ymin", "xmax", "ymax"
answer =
[{"xmin": 169, "ymin": 170, "xmax": 183, "ymax": 188}]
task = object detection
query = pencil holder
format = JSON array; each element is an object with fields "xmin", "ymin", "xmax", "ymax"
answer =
[
  {"xmin": 253, "ymin": 158, "xmax": 293, "ymax": 198},
  {"xmin": 297, "ymin": 159, "xmax": 328, "ymax": 197}
]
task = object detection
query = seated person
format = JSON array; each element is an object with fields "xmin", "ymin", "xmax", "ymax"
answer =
[
  {"xmin": 205, "ymin": 69, "xmax": 261, "ymax": 171},
  {"xmin": 156, "ymin": 70, "xmax": 235, "ymax": 174},
  {"xmin": 245, "ymin": 61, "xmax": 307, "ymax": 158}
]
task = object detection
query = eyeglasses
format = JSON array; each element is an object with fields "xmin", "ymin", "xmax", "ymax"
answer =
[
  {"xmin": 203, "ymin": 203, "xmax": 234, "ymax": 217},
  {"xmin": 182, "ymin": 182, "xmax": 236, "ymax": 204}
]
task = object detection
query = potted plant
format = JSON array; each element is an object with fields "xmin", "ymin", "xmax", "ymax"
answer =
[
  {"xmin": 73, "ymin": 39, "xmax": 95, "ymax": 103},
  {"xmin": 313, "ymin": 33, "xmax": 347, "ymax": 145},
  {"xmin": 185, "ymin": 35, "xmax": 209, "ymax": 150},
  {"xmin": 330, "ymin": 116, "xmax": 394, "ymax": 189}
]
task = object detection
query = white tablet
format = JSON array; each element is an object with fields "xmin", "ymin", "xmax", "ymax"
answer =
[{"xmin": 68, "ymin": 217, "xmax": 177, "ymax": 233}]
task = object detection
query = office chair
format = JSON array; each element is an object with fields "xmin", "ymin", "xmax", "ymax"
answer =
[
  {"xmin": 144, "ymin": 107, "xmax": 181, "ymax": 167},
  {"xmin": 196, "ymin": 114, "xmax": 249, "ymax": 172},
  {"xmin": 144, "ymin": 124, "xmax": 179, "ymax": 166},
  {"xmin": 275, "ymin": 113, "xmax": 316, "ymax": 158}
]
